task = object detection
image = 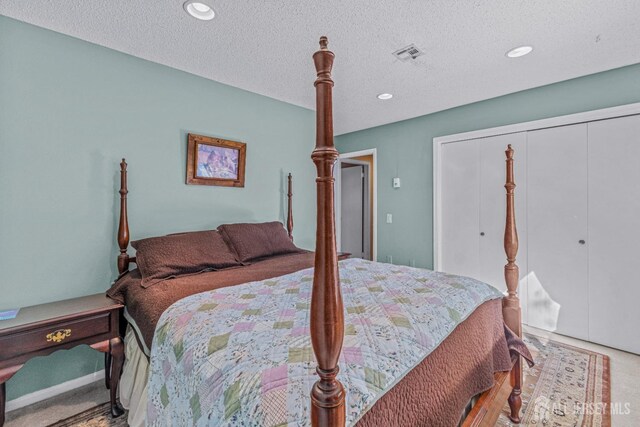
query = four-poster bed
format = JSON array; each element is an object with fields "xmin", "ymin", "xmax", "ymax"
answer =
[{"xmin": 107, "ymin": 37, "xmax": 530, "ymax": 427}]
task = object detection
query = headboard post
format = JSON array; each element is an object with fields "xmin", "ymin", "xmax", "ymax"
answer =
[
  {"xmin": 309, "ymin": 36, "xmax": 346, "ymax": 427},
  {"xmin": 287, "ymin": 173, "xmax": 294, "ymax": 240},
  {"xmin": 117, "ymin": 159, "xmax": 131, "ymax": 274}
]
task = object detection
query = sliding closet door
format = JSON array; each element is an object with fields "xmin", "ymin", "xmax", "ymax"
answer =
[
  {"xmin": 527, "ymin": 124, "xmax": 589, "ymax": 340},
  {"xmin": 588, "ymin": 115, "xmax": 640, "ymax": 354},
  {"xmin": 440, "ymin": 140, "xmax": 480, "ymax": 278},
  {"xmin": 477, "ymin": 132, "xmax": 528, "ymax": 323}
]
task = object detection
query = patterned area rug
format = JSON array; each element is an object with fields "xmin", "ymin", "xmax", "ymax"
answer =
[
  {"xmin": 498, "ymin": 333, "xmax": 611, "ymax": 426},
  {"xmin": 47, "ymin": 403, "xmax": 128, "ymax": 427},
  {"xmin": 47, "ymin": 333, "xmax": 610, "ymax": 426}
]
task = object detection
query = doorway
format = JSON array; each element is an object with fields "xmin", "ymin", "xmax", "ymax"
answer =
[{"xmin": 340, "ymin": 160, "xmax": 371, "ymax": 259}]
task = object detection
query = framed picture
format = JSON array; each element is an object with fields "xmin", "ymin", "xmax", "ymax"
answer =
[{"xmin": 186, "ymin": 133, "xmax": 246, "ymax": 187}]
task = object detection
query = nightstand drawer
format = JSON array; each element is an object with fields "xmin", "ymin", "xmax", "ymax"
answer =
[{"xmin": 0, "ymin": 312, "xmax": 111, "ymax": 361}]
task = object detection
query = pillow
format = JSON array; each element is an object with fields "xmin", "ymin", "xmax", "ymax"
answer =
[
  {"xmin": 132, "ymin": 230, "xmax": 241, "ymax": 287},
  {"xmin": 218, "ymin": 221, "xmax": 302, "ymax": 263}
]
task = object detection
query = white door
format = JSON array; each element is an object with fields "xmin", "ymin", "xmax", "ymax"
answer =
[
  {"xmin": 477, "ymin": 132, "xmax": 529, "ymax": 324},
  {"xmin": 440, "ymin": 139, "xmax": 480, "ymax": 278},
  {"xmin": 341, "ymin": 165, "xmax": 365, "ymax": 258},
  {"xmin": 588, "ymin": 115, "xmax": 640, "ymax": 354},
  {"xmin": 527, "ymin": 124, "xmax": 589, "ymax": 340}
]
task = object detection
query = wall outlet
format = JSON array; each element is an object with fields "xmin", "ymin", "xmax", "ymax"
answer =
[
  {"xmin": 386, "ymin": 255, "xmax": 393, "ymax": 264},
  {"xmin": 392, "ymin": 177, "xmax": 401, "ymax": 188},
  {"xmin": 386, "ymin": 213, "xmax": 393, "ymax": 224}
]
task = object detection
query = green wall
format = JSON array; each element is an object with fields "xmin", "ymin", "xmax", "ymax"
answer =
[
  {"xmin": 3, "ymin": 12, "xmax": 640, "ymax": 405},
  {"xmin": 0, "ymin": 16, "xmax": 316, "ymax": 401},
  {"xmin": 336, "ymin": 63, "xmax": 640, "ymax": 269}
]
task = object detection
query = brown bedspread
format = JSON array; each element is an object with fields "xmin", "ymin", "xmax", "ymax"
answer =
[
  {"xmin": 107, "ymin": 253, "xmax": 532, "ymax": 426},
  {"xmin": 357, "ymin": 298, "xmax": 531, "ymax": 427}
]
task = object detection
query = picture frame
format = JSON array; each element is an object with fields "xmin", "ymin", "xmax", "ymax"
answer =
[{"xmin": 186, "ymin": 133, "xmax": 246, "ymax": 187}]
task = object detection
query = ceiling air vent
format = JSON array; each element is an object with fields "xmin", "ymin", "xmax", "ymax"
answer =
[{"xmin": 392, "ymin": 44, "xmax": 424, "ymax": 61}]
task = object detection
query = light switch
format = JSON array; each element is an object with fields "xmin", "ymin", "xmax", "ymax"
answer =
[{"xmin": 386, "ymin": 213, "xmax": 393, "ymax": 223}]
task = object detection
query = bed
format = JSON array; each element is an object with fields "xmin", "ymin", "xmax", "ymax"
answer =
[{"xmin": 106, "ymin": 37, "xmax": 532, "ymax": 427}]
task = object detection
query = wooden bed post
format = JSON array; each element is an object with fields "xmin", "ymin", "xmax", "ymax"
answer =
[
  {"xmin": 117, "ymin": 159, "xmax": 131, "ymax": 274},
  {"xmin": 287, "ymin": 173, "xmax": 294, "ymax": 240},
  {"xmin": 503, "ymin": 145, "xmax": 523, "ymax": 423},
  {"xmin": 309, "ymin": 36, "xmax": 346, "ymax": 427}
]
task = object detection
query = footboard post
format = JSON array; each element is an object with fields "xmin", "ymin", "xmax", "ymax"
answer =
[
  {"xmin": 503, "ymin": 145, "xmax": 522, "ymax": 423},
  {"xmin": 309, "ymin": 37, "xmax": 346, "ymax": 427}
]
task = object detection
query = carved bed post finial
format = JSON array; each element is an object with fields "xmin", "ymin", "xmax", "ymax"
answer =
[
  {"xmin": 503, "ymin": 144, "xmax": 523, "ymax": 423},
  {"xmin": 319, "ymin": 36, "xmax": 329, "ymax": 50},
  {"xmin": 117, "ymin": 159, "xmax": 131, "ymax": 274},
  {"xmin": 310, "ymin": 36, "xmax": 346, "ymax": 427},
  {"xmin": 287, "ymin": 173, "xmax": 294, "ymax": 240}
]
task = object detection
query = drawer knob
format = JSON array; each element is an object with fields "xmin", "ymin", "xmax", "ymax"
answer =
[{"xmin": 46, "ymin": 329, "xmax": 72, "ymax": 343}]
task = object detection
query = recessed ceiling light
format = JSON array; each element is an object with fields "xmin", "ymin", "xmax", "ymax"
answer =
[
  {"xmin": 506, "ymin": 46, "xmax": 533, "ymax": 58},
  {"xmin": 377, "ymin": 93, "xmax": 393, "ymax": 100},
  {"xmin": 184, "ymin": 1, "xmax": 215, "ymax": 21}
]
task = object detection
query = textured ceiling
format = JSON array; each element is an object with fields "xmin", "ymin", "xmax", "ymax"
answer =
[{"xmin": 1, "ymin": 1, "xmax": 639, "ymax": 135}]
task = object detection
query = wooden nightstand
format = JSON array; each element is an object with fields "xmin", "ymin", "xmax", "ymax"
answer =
[
  {"xmin": 0, "ymin": 294, "xmax": 124, "ymax": 426},
  {"xmin": 338, "ymin": 252, "xmax": 351, "ymax": 260}
]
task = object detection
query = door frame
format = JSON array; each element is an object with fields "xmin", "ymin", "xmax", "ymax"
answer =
[
  {"xmin": 339, "ymin": 148, "xmax": 378, "ymax": 261},
  {"xmin": 433, "ymin": 101, "xmax": 640, "ymax": 271}
]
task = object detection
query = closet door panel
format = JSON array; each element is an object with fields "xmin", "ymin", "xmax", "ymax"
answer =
[
  {"xmin": 527, "ymin": 124, "xmax": 589, "ymax": 340},
  {"xmin": 478, "ymin": 132, "xmax": 528, "ymax": 324},
  {"xmin": 440, "ymin": 140, "xmax": 480, "ymax": 278},
  {"xmin": 588, "ymin": 115, "xmax": 640, "ymax": 354}
]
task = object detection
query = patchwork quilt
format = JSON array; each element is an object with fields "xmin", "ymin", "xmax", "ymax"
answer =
[{"xmin": 146, "ymin": 258, "xmax": 503, "ymax": 426}]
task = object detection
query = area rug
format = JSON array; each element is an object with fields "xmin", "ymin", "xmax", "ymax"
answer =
[
  {"xmin": 47, "ymin": 333, "xmax": 610, "ymax": 426},
  {"xmin": 47, "ymin": 403, "xmax": 128, "ymax": 427},
  {"xmin": 497, "ymin": 333, "xmax": 611, "ymax": 427}
]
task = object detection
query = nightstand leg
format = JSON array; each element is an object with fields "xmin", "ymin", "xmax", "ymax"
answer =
[
  {"xmin": 0, "ymin": 365, "xmax": 23, "ymax": 427},
  {"xmin": 1, "ymin": 382, "xmax": 5, "ymax": 427},
  {"xmin": 109, "ymin": 337, "xmax": 125, "ymax": 418},
  {"xmin": 104, "ymin": 352, "xmax": 112, "ymax": 389}
]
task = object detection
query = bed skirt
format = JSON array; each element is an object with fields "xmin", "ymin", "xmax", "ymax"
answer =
[{"xmin": 120, "ymin": 326, "xmax": 149, "ymax": 427}]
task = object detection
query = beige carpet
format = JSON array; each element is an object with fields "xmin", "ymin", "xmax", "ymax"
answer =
[{"xmin": 46, "ymin": 333, "xmax": 610, "ymax": 427}]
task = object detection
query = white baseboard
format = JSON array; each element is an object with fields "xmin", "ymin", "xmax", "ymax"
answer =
[{"xmin": 6, "ymin": 369, "xmax": 105, "ymax": 412}]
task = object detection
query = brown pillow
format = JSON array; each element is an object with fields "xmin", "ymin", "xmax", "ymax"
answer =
[
  {"xmin": 132, "ymin": 230, "xmax": 241, "ymax": 287},
  {"xmin": 218, "ymin": 221, "xmax": 302, "ymax": 263}
]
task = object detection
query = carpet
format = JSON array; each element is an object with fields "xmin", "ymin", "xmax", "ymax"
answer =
[{"xmin": 47, "ymin": 333, "xmax": 610, "ymax": 426}]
